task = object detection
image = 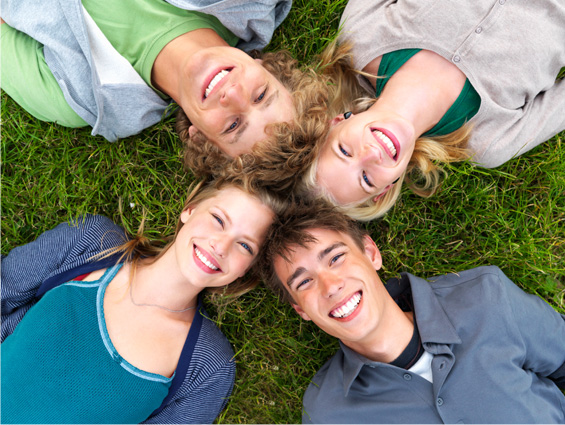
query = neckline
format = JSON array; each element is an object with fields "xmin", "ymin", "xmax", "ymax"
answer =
[{"xmin": 95, "ymin": 263, "xmax": 174, "ymax": 383}]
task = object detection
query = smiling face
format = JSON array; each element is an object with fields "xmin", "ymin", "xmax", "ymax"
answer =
[
  {"xmin": 178, "ymin": 46, "xmax": 294, "ymax": 157},
  {"xmin": 316, "ymin": 110, "xmax": 417, "ymax": 205},
  {"xmin": 173, "ymin": 186, "xmax": 274, "ymax": 289},
  {"xmin": 274, "ymin": 228, "xmax": 394, "ymax": 349}
]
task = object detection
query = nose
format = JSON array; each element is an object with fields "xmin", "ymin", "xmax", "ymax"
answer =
[
  {"xmin": 210, "ymin": 236, "xmax": 231, "ymax": 258},
  {"xmin": 359, "ymin": 144, "xmax": 381, "ymax": 166},
  {"xmin": 220, "ymin": 83, "xmax": 249, "ymax": 109},
  {"xmin": 319, "ymin": 271, "xmax": 344, "ymax": 298}
]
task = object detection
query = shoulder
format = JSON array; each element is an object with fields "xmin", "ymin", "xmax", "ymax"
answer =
[
  {"xmin": 424, "ymin": 265, "xmax": 515, "ymax": 309},
  {"xmin": 427, "ymin": 265, "xmax": 508, "ymax": 288},
  {"xmin": 302, "ymin": 350, "xmax": 345, "ymax": 423},
  {"xmin": 194, "ymin": 314, "xmax": 236, "ymax": 370}
]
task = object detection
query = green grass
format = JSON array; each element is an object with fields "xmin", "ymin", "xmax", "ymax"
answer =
[{"xmin": 2, "ymin": 0, "xmax": 564, "ymax": 422}]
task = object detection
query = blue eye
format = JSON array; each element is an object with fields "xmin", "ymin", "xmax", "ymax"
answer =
[
  {"xmin": 213, "ymin": 214, "xmax": 224, "ymax": 227},
  {"xmin": 227, "ymin": 118, "xmax": 239, "ymax": 132},
  {"xmin": 255, "ymin": 88, "xmax": 267, "ymax": 103},
  {"xmin": 339, "ymin": 145, "xmax": 351, "ymax": 157},
  {"xmin": 296, "ymin": 278, "xmax": 311, "ymax": 289},
  {"xmin": 240, "ymin": 242, "xmax": 254, "ymax": 255},
  {"xmin": 330, "ymin": 253, "xmax": 344, "ymax": 265},
  {"xmin": 362, "ymin": 171, "xmax": 373, "ymax": 188}
]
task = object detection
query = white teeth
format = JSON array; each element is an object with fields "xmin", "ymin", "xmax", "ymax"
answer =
[
  {"xmin": 204, "ymin": 69, "xmax": 229, "ymax": 98},
  {"xmin": 373, "ymin": 130, "xmax": 397, "ymax": 158},
  {"xmin": 331, "ymin": 292, "xmax": 362, "ymax": 318},
  {"xmin": 195, "ymin": 247, "xmax": 218, "ymax": 270}
]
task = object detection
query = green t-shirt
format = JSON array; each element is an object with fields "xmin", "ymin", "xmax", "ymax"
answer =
[
  {"xmin": 0, "ymin": 0, "xmax": 238, "ymax": 125},
  {"xmin": 376, "ymin": 49, "xmax": 481, "ymax": 137}
]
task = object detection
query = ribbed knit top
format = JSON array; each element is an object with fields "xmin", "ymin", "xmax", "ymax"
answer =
[{"xmin": 1, "ymin": 263, "xmax": 172, "ymax": 424}]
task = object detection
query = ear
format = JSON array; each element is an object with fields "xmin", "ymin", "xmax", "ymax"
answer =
[
  {"xmin": 362, "ymin": 234, "xmax": 382, "ymax": 271},
  {"xmin": 180, "ymin": 205, "xmax": 195, "ymax": 224},
  {"xmin": 254, "ymin": 58, "xmax": 264, "ymax": 65},
  {"xmin": 291, "ymin": 302, "xmax": 312, "ymax": 321},
  {"xmin": 330, "ymin": 113, "xmax": 351, "ymax": 128},
  {"xmin": 188, "ymin": 125, "xmax": 199, "ymax": 139}
]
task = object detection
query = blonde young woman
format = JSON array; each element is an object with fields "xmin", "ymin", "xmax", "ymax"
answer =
[
  {"xmin": 303, "ymin": 0, "xmax": 565, "ymax": 221},
  {"xmin": 1, "ymin": 178, "xmax": 283, "ymax": 424}
]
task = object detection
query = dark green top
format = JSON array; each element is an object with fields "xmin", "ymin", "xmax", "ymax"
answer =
[{"xmin": 375, "ymin": 49, "xmax": 481, "ymax": 137}]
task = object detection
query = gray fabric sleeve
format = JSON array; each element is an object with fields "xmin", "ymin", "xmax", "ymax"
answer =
[{"xmin": 1, "ymin": 215, "xmax": 127, "ymax": 342}]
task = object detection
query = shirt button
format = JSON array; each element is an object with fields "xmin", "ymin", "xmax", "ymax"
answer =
[
  {"xmin": 475, "ymin": 27, "xmax": 482, "ymax": 34},
  {"xmin": 403, "ymin": 373, "xmax": 412, "ymax": 381},
  {"xmin": 499, "ymin": 0, "xmax": 505, "ymax": 4},
  {"xmin": 453, "ymin": 55, "xmax": 461, "ymax": 63},
  {"xmin": 437, "ymin": 397, "xmax": 444, "ymax": 406}
]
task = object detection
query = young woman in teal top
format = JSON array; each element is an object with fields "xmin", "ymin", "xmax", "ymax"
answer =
[
  {"xmin": 299, "ymin": 0, "xmax": 565, "ymax": 221},
  {"xmin": 1, "ymin": 177, "xmax": 283, "ymax": 424}
]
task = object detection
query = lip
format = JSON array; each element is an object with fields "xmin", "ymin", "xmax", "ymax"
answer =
[
  {"xmin": 193, "ymin": 244, "xmax": 222, "ymax": 274},
  {"xmin": 329, "ymin": 291, "xmax": 363, "ymax": 322},
  {"xmin": 370, "ymin": 127, "xmax": 400, "ymax": 161},
  {"xmin": 202, "ymin": 67, "xmax": 233, "ymax": 102}
]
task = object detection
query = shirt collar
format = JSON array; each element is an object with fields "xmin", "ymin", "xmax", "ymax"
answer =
[{"xmin": 338, "ymin": 273, "xmax": 462, "ymax": 395}]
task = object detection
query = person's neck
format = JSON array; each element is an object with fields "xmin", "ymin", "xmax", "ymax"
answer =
[
  {"xmin": 346, "ymin": 305, "xmax": 415, "ymax": 364},
  {"xmin": 151, "ymin": 28, "xmax": 229, "ymax": 103},
  {"xmin": 371, "ymin": 50, "xmax": 466, "ymax": 137},
  {"xmin": 129, "ymin": 248, "xmax": 201, "ymax": 315}
]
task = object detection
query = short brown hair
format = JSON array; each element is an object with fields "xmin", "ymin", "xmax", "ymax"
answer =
[{"xmin": 259, "ymin": 196, "xmax": 367, "ymax": 303}]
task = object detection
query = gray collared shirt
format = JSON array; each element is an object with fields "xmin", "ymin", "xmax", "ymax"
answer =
[{"xmin": 302, "ymin": 266, "xmax": 565, "ymax": 423}]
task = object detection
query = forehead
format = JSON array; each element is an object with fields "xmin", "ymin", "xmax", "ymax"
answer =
[{"xmin": 274, "ymin": 228, "xmax": 356, "ymax": 272}]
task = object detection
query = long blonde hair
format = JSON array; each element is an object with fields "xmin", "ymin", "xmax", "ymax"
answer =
[
  {"xmin": 299, "ymin": 41, "xmax": 472, "ymax": 221},
  {"xmin": 94, "ymin": 177, "xmax": 285, "ymax": 296}
]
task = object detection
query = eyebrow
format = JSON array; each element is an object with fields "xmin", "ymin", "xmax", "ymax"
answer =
[
  {"xmin": 229, "ymin": 89, "xmax": 279, "ymax": 145},
  {"xmin": 261, "ymin": 89, "xmax": 278, "ymax": 111},
  {"xmin": 286, "ymin": 242, "xmax": 346, "ymax": 289},
  {"xmin": 318, "ymin": 242, "xmax": 346, "ymax": 262},
  {"xmin": 286, "ymin": 266, "xmax": 307, "ymax": 288},
  {"xmin": 229, "ymin": 121, "xmax": 250, "ymax": 145}
]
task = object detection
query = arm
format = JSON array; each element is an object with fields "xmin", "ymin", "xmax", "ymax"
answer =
[
  {"xmin": 0, "ymin": 23, "xmax": 88, "ymax": 127},
  {"xmin": 164, "ymin": 0, "xmax": 291, "ymax": 51},
  {"xmin": 499, "ymin": 270, "xmax": 565, "ymax": 389},
  {"xmin": 143, "ymin": 360, "xmax": 235, "ymax": 424},
  {"xmin": 1, "ymin": 215, "xmax": 127, "ymax": 342}
]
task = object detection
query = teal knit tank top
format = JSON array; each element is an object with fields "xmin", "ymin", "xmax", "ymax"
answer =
[
  {"xmin": 375, "ymin": 49, "xmax": 481, "ymax": 137},
  {"xmin": 1, "ymin": 264, "xmax": 173, "ymax": 424}
]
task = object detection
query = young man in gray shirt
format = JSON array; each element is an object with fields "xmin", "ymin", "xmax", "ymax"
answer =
[{"xmin": 260, "ymin": 203, "xmax": 565, "ymax": 423}]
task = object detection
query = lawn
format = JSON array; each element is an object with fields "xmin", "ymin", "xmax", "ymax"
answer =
[{"xmin": 2, "ymin": 0, "xmax": 564, "ymax": 423}]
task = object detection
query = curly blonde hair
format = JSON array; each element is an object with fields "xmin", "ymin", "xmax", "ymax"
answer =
[{"xmin": 298, "ymin": 41, "xmax": 472, "ymax": 221}]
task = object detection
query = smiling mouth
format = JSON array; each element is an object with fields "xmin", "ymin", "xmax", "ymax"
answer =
[
  {"xmin": 330, "ymin": 291, "xmax": 362, "ymax": 318},
  {"xmin": 194, "ymin": 245, "xmax": 221, "ymax": 272},
  {"xmin": 371, "ymin": 129, "xmax": 399, "ymax": 160},
  {"xmin": 203, "ymin": 68, "xmax": 232, "ymax": 100}
]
